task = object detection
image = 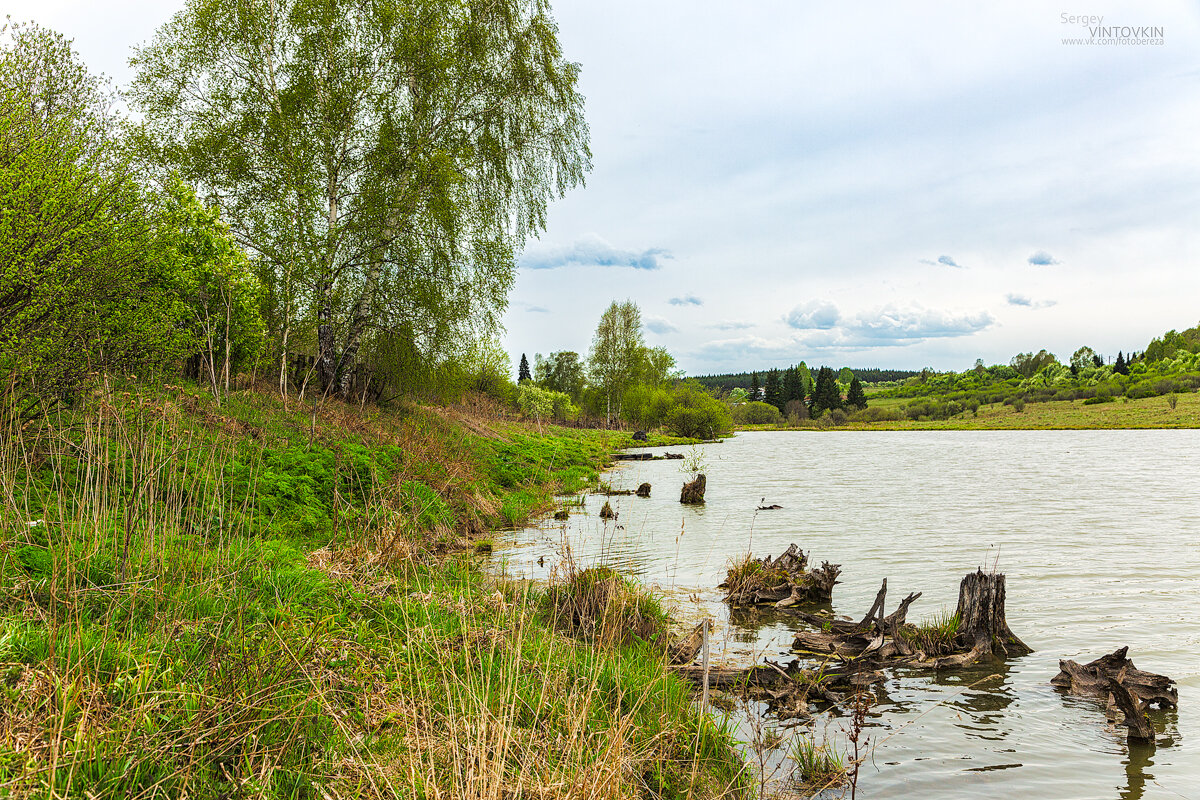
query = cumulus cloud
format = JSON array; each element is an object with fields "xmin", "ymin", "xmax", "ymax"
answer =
[
  {"xmin": 513, "ymin": 301, "xmax": 550, "ymax": 313},
  {"xmin": 708, "ymin": 320, "xmax": 755, "ymax": 330},
  {"xmin": 644, "ymin": 315, "xmax": 678, "ymax": 334},
  {"xmin": 669, "ymin": 294, "xmax": 703, "ymax": 306},
  {"xmin": 1006, "ymin": 293, "xmax": 1057, "ymax": 309},
  {"xmin": 784, "ymin": 300, "xmax": 840, "ymax": 329},
  {"xmin": 845, "ymin": 304, "xmax": 994, "ymax": 341},
  {"xmin": 1027, "ymin": 251, "xmax": 1060, "ymax": 266},
  {"xmin": 521, "ymin": 233, "xmax": 671, "ymax": 270},
  {"xmin": 919, "ymin": 255, "xmax": 964, "ymax": 268}
]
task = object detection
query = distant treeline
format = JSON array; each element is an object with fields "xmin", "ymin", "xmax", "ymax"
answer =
[{"xmin": 693, "ymin": 367, "xmax": 921, "ymax": 393}]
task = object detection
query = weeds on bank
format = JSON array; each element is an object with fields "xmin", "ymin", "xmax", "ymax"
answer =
[{"xmin": 0, "ymin": 384, "xmax": 751, "ymax": 798}]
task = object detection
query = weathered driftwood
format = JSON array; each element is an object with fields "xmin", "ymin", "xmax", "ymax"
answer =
[
  {"xmin": 599, "ymin": 501, "xmax": 617, "ymax": 520},
  {"xmin": 1051, "ymin": 647, "xmax": 1177, "ymax": 742},
  {"xmin": 792, "ymin": 570, "xmax": 1030, "ymax": 669},
  {"xmin": 680, "ymin": 474, "xmax": 706, "ymax": 504},
  {"xmin": 720, "ymin": 544, "xmax": 840, "ymax": 607},
  {"xmin": 668, "ymin": 621, "xmax": 706, "ymax": 665},
  {"xmin": 612, "ymin": 453, "xmax": 655, "ymax": 461},
  {"xmin": 635, "ymin": 482, "xmax": 651, "ymax": 498},
  {"xmin": 663, "ymin": 452, "xmax": 685, "ymax": 459},
  {"xmin": 671, "ymin": 657, "xmax": 883, "ymax": 720},
  {"xmin": 757, "ymin": 503, "xmax": 783, "ymax": 510},
  {"xmin": 552, "ymin": 509, "xmax": 569, "ymax": 521}
]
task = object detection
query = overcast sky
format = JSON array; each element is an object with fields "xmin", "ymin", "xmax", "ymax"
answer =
[{"xmin": 10, "ymin": 0, "xmax": 1200, "ymax": 375}]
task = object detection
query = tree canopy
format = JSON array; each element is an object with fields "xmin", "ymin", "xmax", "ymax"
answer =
[{"xmin": 131, "ymin": 0, "xmax": 591, "ymax": 397}]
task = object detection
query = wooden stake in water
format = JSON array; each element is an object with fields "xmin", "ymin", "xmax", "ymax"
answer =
[{"xmin": 700, "ymin": 618, "xmax": 711, "ymax": 713}]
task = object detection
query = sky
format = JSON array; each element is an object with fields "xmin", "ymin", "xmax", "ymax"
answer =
[{"xmin": 9, "ymin": 0, "xmax": 1200, "ymax": 376}]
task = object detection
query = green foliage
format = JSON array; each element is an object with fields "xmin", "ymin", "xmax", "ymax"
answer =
[
  {"xmin": 157, "ymin": 178, "xmax": 265, "ymax": 398},
  {"xmin": 731, "ymin": 400, "xmax": 784, "ymax": 425},
  {"xmin": 665, "ymin": 382, "xmax": 733, "ymax": 439},
  {"xmin": 809, "ymin": 366, "xmax": 843, "ymax": 416},
  {"xmin": 846, "ymin": 377, "xmax": 868, "ymax": 410},
  {"xmin": 1010, "ymin": 349, "xmax": 1058, "ymax": 378},
  {"xmin": 0, "ymin": 24, "xmax": 189, "ymax": 420},
  {"xmin": 588, "ymin": 300, "xmax": 644, "ymax": 423},
  {"xmin": 132, "ymin": 0, "xmax": 591, "ymax": 398},
  {"xmin": 534, "ymin": 350, "xmax": 587, "ymax": 400},
  {"xmin": 517, "ymin": 383, "xmax": 579, "ymax": 425}
]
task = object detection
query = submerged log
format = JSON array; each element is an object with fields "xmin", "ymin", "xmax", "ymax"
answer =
[
  {"xmin": 671, "ymin": 657, "xmax": 883, "ymax": 719},
  {"xmin": 680, "ymin": 474, "xmax": 706, "ymax": 504},
  {"xmin": 668, "ymin": 621, "xmax": 706, "ymax": 665},
  {"xmin": 612, "ymin": 453, "xmax": 654, "ymax": 461},
  {"xmin": 1052, "ymin": 647, "xmax": 1177, "ymax": 742},
  {"xmin": 719, "ymin": 544, "xmax": 841, "ymax": 607},
  {"xmin": 635, "ymin": 482, "xmax": 651, "ymax": 498}
]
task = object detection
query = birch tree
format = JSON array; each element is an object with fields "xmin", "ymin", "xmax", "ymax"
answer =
[{"xmin": 131, "ymin": 0, "xmax": 590, "ymax": 397}]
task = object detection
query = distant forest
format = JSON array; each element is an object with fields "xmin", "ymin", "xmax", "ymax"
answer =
[{"xmin": 694, "ymin": 367, "xmax": 921, "ymax": 392}]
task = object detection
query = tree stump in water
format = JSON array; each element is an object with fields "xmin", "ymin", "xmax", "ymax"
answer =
[
  {"xmin": 680, "ymin": 474, "xmax": 706, "ymax": 504},
  {"xmin": 1052, "ymin": 647, "xmax": 1177, "ymax": 743},
  {"xmin": 720, "ymin": 544, "xmax": 840, "ymax": 606},
  {"xmin": 599, "ymin": 501, "xmax": 617, "ymax": 520},
  {"xmin": 944, "ymin": 568, "xmax": 1032, "ymax": 663},
  {"xmin": 635, "ymin": 482, "xmax": 651, "ymax": 498},
  {"xmin": 791, "ymin": 570, "xmax": 1031, "ymax": 669}
]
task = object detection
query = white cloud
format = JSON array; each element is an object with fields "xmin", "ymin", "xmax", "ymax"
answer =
[
  {"xmin": 644, "ymin": 315, "xmax": 678, "ymax": 334},
  {"xmin": 521, "ymin": 233, "xmax": 671, "ymax": 271},
  {"xmin": 785, "ymin": 300, "xmax": 840, "ymax": 329}
]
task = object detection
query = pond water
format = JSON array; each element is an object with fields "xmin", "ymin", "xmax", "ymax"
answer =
[{"xmin": 491, "ymin": 430, "xmax": 1200, "ymax": 800}]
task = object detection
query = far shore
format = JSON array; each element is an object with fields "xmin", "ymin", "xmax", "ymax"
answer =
[{"xmin": 733, "ymin": 389, "xmax": 1200, "ymax": 431}]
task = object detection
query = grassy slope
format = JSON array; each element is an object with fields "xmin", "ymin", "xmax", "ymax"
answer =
[
  {"xmin": 0, "ymin": 384, "xmax": 746, "ymax": 799},
  {"xmin": 739, "ymin": 390, "xmax": 1200, "ymax": 431}
]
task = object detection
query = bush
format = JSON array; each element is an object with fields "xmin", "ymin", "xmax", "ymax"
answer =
[
  {"xmin": 665, "ymin": 382, "xmax": 733, "ymax": 438},
  {"xmin": 1011, "ymin": 398, "xmax": 1026, "ymax": 412},
  {"xmin": 731, "ymin": 401, "xmax": 783, "ymax": 426}
]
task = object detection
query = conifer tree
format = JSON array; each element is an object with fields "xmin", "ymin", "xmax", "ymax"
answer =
[
  {"xmin": 783, "ymin": 366, "xmax": 803, "ymax": 403},
  {"xmin": 809, "ymin": 366, "xmax": 842, "ymax": 415},
  {"xmin": 847, "ymin": 377, "xmax": 868, "ymax": 410},
  {"xmin": 518, "ymin": 353, "xmax": 531, "ymax": 383},
  {"xmin": 750, "ymin": 371, "xmax": 760, "ymax": 400},
  {"xmin": 764, "ymin": 368, "xmax": 782, "ymax": 410},
  {"xmin": 1114, "ymin": 351, "xmax": 1129, "ymax": 375}
]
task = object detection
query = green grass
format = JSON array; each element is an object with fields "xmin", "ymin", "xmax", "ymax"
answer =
[
  {"xmin": 897, "ymin": 610, "xmax": 962, "ymax": 656},
  {"xmin": 736, "ymin": 389, "xmax": 1200, "ymax": 431},
  {"xmin": 0, "ymin": 382, "xmax": 750, "ymax": 799}
]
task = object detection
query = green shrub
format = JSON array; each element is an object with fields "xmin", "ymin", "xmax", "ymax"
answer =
[{"xmin": 731, "ymin": 401, "xmax": 783, "ymax": 425}]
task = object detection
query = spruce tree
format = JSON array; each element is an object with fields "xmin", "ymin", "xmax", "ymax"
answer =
[
  {"xmin": 847, "ymin": 377, "xmax": 867, "ymax": 410},
  {"xmin": 764, "ymin": 369, "xmax": 782, "ymax": 411},
  {"xmin": 1114, "ymin": 351, "xmax": 1129, "ymax": 375},
  {"xmin": 518, "ymin": 353, "xmax": 531, "ymax": 383},
  {"xmin": 783, "ymin": 366, "xmax": 803, "ymax": 403},
  {"xmin": 809, "ymin": 366, "xmax": 842, "ymax": 415},
  {"xmin": 750, "ymin": 371, "xmax": 761, "ymax": 401}
]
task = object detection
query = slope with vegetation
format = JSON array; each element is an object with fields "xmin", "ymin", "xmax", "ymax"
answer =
[{"xmin": 0, "ymin": 383, "xmax": 748, "ymax": 798}]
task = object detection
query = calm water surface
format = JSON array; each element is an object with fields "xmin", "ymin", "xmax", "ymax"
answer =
[{"xmin": 493, "ymin": 431, "xmax": 1200, "ymax": 800}]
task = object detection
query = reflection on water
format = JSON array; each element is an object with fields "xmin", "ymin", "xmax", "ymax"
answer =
[{"xmin": 494, "ymin": 431, "xmax": 1200, "ymax": 799}]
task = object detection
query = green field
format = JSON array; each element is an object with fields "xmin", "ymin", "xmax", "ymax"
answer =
[{"xmin": 740, "ymin": 389, "xmax": 1200, "ymax": 431}]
